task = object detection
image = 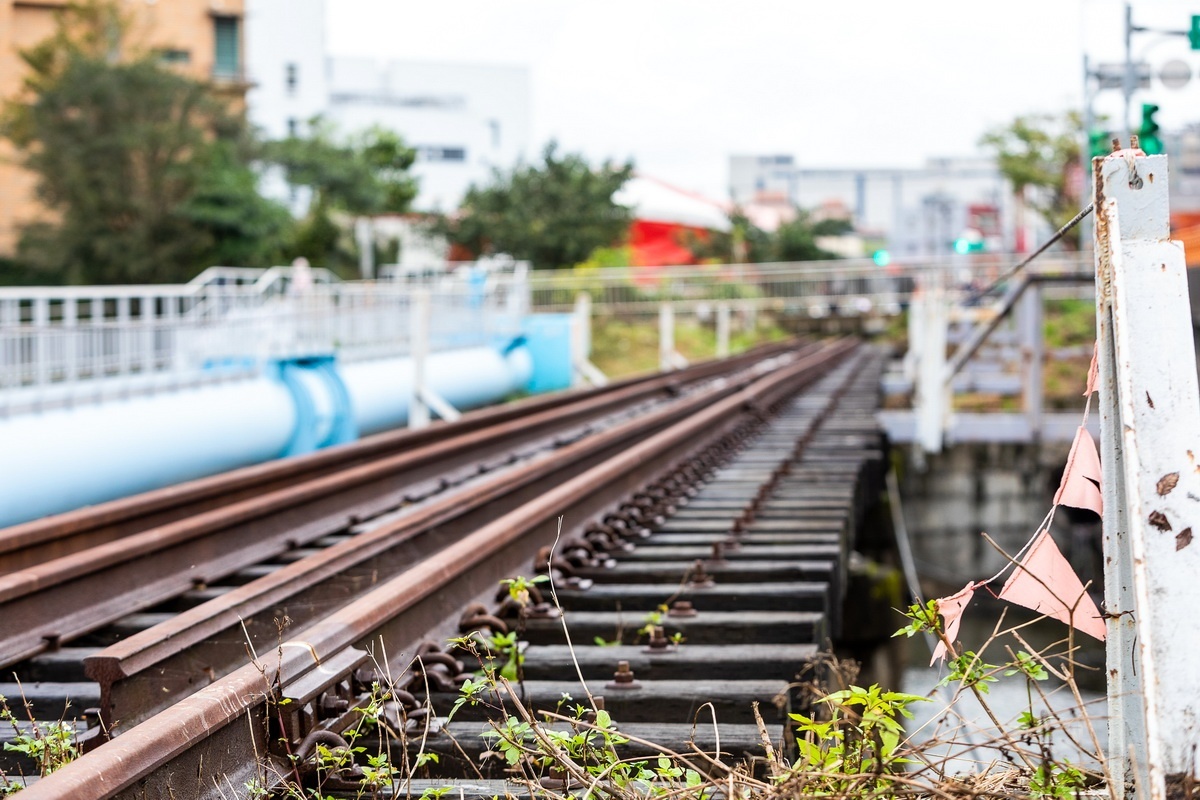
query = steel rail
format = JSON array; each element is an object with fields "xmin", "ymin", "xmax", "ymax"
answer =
[
  {"xmin": 0, "ymin": 342, "xmax": 795, "ymax": 574},
  {"xmin": 0, "ymin": 344, "xmax": 815, "ymax": 668},
  {"xmin": 18, "ymin": 340, "xmax": 860, "ymax": 800},
  {"xmin": 82, "ymin": 344, "xmax": 821, "ymax": 731}
]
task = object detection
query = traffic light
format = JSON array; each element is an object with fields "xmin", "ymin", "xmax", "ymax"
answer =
[
  {"xmin": 872, "ymin": 249, "xmax": 890, "ymax": 267},
  {"xmin": 1139, "ymin": 103, "xmax": 1162, "ymax": 154},
  {"xmin": 1190, "ymin": 15, "xmax": 1200, "ymax": 50},
  {"xmin": 1088, "ymin": 129, "xmax": 1111, "ymax": 159}
]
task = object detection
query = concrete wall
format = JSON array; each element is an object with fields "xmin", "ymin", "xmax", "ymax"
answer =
[{"xmin": 899, "ymin": 441, "xmax": 1102, "ymax": 594}]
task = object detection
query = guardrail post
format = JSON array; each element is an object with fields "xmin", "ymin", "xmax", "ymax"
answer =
[
  {"xmin": 659, "ymin": 303, "xmax": 688, "ymax": 372},
  {"xmin": 1094, "ymin": 148, "xmax": 1200, "ymax": 799},
  {"xmin": 913, "ymin": 287, "xmax": 948, "ymax": 454},
  {"xmin": 1018, "ymin": 280, "xmax": 1043, "ymax": 440},
  {"xmin": 409, "ymin": 289, "xmax": 432, "ymax": 429},
  {"xmin": 409, "ymin": 288, "xmax": 460, "ymax": 429},
  {"xmin": 570, "ymin": 292, "xmax": 608, "ymax": 387},
  {"xmin": 716, "ymin": 302, "xmax": 731, "ymax": 358}
]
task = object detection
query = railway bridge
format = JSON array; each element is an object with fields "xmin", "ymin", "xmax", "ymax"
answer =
[{"xmin": 0, "ymin": 148, "xmax": 1195, "ymax": 800}]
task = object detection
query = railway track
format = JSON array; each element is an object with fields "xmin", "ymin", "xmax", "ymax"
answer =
[{"xmin": 0, "ymin": 340, "xmax": 887, "ymax": 798}]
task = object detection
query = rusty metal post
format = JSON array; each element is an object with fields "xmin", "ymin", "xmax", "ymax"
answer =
[{"xmin": 1094, "ymin": 148, "xmax": 1200, "ymax": 798}]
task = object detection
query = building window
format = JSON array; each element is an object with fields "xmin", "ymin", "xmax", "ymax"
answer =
[
  {"xmin": 287, "ymin": 118, "xmax": 298, "ymax": 137},
  {"xmin": 418, "ymin": 146, "xmax": 466, "ymax": 162},
  {"xmin": 286, "ymin": 63, "xmax": 298, "ymax": 94},
  {"xmin": 159, "ymin": 49, "xmax": 191, "ymax": 65},
  {"xmin": 213, "ymin": 16, "xmax": 241, "ymax": 79}
]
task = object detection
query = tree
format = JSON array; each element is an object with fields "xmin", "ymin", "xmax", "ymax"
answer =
[
  {"xmin": 686, "ymin": 208, "xmax": 838, "ymax": 263},
  {"xmin": 440, "ymin": 142, "xmax": 634, "ymax": 270},
  {"xmin": 264, "ymin": 120, "xmax": 418, "ymax": 274},
  {"xmin": 0, "ymin": 1, "xmax": 293, "ymax": 284},
  {"xmin": 772, "ymin": 211, "xmax": 840, "ymax": 262},
  {"xmin": 979, "ymin": 112, "xmax": 1084, "ymax": 250}
]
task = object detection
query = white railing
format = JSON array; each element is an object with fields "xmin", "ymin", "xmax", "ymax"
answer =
[
  {"xmin": 529, "ymin": 253, "xmax": 1094, "ymax": 316},
  {"xmin": 0, "ymin": 263, "xmax": 528, "ymax": 415}
]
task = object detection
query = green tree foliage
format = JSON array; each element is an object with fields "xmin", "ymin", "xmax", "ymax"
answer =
[
  {"xmin": 979, "ymin": 112, "xmax": 1084, "ymax": 249},
  {"xmin": 689, "ymin": 208, "xmax": 839, "ymax": 263},
  {"xmin": 265, "ymin": 120, "xmax": 418, "ymax": 273},
  {"xmin": 439, "ymin": 142, "xmax": 634, "ymax": 270},
  {"xmin": 0, "ymin": 1, "xmax": 292, "ymax": 284}
]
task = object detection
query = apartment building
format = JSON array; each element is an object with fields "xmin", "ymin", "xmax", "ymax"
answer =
[{"xmin": 0, "ymin": 0, "xmax": 248, "ymax": 255}]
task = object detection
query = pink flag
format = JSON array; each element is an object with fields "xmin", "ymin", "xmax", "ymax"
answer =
[
  {"xmin": 997, "ymin": 530, "xmax": 1106, "ymax": 641},
  {"xmin": 1054, "ymin": 426, "xmax": 1103, "ymax": 515},
  {"xmin": 930, "ymin": 582, "xmax": 976, "ymax": 665},
  {"xmin": 1084, "ymin": 342, "xmax": 1098, "ymax": 397}
]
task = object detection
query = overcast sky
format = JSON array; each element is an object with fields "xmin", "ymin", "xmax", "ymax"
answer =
[{"xmin": 327, "ymin": 1, "xmax": 1200, "ymax": 199}]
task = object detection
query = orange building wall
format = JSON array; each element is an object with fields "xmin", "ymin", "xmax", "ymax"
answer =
[{"xmin": 0, "ymin": 0, "xmax": 246, "ymax": 256}]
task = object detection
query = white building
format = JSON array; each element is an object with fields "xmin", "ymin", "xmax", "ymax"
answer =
[
  {"xmin": 728, "ymin": 155, "xmax": 1027, "ymax": 257},
  {"xmin": 245, "ymin": 0, "xmax": 531, "ymax": 213},
  {"xmin": 326, "ymin": 58, "xmax": 530, "ymax": 212}
]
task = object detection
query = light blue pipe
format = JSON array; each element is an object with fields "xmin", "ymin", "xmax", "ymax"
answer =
[
  {"xmin": 0, "ymin": 380, "xmax": 298, "ymax": 526},
  {"xmin": 345, "ymin": 344, "xmax": 533, "ymax": 435},
  {"xmin": 0, "ymin": 344, "xmax": 534, "ymax": 528}
]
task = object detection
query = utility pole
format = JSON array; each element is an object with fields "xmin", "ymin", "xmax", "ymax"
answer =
[{"xmin": 1123, "ymin": 3, "xmax": 1134, "ymax": 137}]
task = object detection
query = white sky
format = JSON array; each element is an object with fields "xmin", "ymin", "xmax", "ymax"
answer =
[{"xmin": 327, "ymin": 1, "xmax": 1200, "ymax": 199}]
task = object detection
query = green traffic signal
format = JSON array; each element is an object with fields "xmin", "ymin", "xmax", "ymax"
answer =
[
  {"xmin": 1139, "ymin": 102, "xmax": 1162, "ymax": 154},
  {"xmin": 1191, "ymin": 15, "xmax": 1200, "ymax": 50}
]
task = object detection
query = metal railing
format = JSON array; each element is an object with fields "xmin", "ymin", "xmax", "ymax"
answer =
[
  {"xmin": 528, "ymin": 253, "xmax": 1094, "ymax": 316},
  {"xmin": 0, "ymin": 263, "xmax": 529, "ymax": 415}
]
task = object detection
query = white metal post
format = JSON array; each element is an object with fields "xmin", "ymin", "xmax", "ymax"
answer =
[
  {"xmin": 409, "ymin": 288, "xmax": 431, "ymax": 429},
  {"xmin": 141, "ymin": 294, "xmax": 155, "ymax": 375},
  {"xmin": 570, "ymin": 292, "xmax": 608, "ymax": 387},
  {"xmin": 1018, "ymin": 282, "xmax": 1043, "ymax": 440},
  {"xmin": 63, "ymin": 298, "xmax": 77, "ymax": 383},
  {"xmin": 33, "ymin": 298, "xmax": 49, "ymax": 389},
  {"xmin": 356, "ymin": 216, "xmax": 374, "ymax": 281},
  {"xmin": 716, "ymin": 302, "xmax": 731, "ymax": 358},
  {"xmin": 659, "ymin": 303, "xmax": 674, "ymax": 372},
  {"xmin": 913, "ymin": 287, "xmax": 948, "ymax": 454},
  {"xmin": 116, "ymin": 296, "xmax": 130, "ymax": 377},
  {"xmin": 658, "ymin": 303, "xmax": 688, "ymax": 372},
  {"xmin": 1095, "ymin": 150, "xmax": 1200, "ymax": 798}
]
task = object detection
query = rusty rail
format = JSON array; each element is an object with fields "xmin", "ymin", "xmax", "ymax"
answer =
[
  {"xmin": 17, "ymin": 340, "xmax": 862, "ymax": 799},
  {"xmin": 0, "ymin": 344, "xmax": 808, "ymax": 667}
]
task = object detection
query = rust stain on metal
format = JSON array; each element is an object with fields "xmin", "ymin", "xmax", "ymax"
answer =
[
  {"xmin": 1176, "ymin": 528, "xmax": 1193, "ymax": 551},
  {"xmin": 1149, "ymin": 510, "xmax": 1172, "ymax": 532},
  {"xmin": 1157, "ymin": 472, "xmax": 1180, "ymax": 496}
]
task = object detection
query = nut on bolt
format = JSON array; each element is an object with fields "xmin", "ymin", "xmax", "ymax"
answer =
[
  {"xmin": 668, "ymin": 600, "xmax": 698, "ymax": 618},
  {"xmin": 605, "ymin": 660, "xmax": 642, "ymax": 690},
  {"xmin": 643, "ymin": 625, "xmax": 676, "ymax": 654},
  {"xmin": 689, "ymin": 559, "xmax": 715, "ymax": 588}
]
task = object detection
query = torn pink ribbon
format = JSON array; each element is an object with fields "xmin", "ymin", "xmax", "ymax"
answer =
[
  {"xmin": 930, "ymin": 581, "xmax": 976, "ymax": 665},
  {"xmin": 997, "ymin": 529, "xmax": 1106, "ymax": 641},
  {"xmin": 1084, "ymin": 341, "xmax": 1098, "ymax": 397},
  {"xmin": 1054, "ymin": 426, "xmax": 1103, "ymax": 515}
]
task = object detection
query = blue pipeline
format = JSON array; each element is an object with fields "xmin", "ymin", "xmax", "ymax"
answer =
[{"xmin": 0, "ymin": 343, "xmax": 535, "ymax": 528}]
